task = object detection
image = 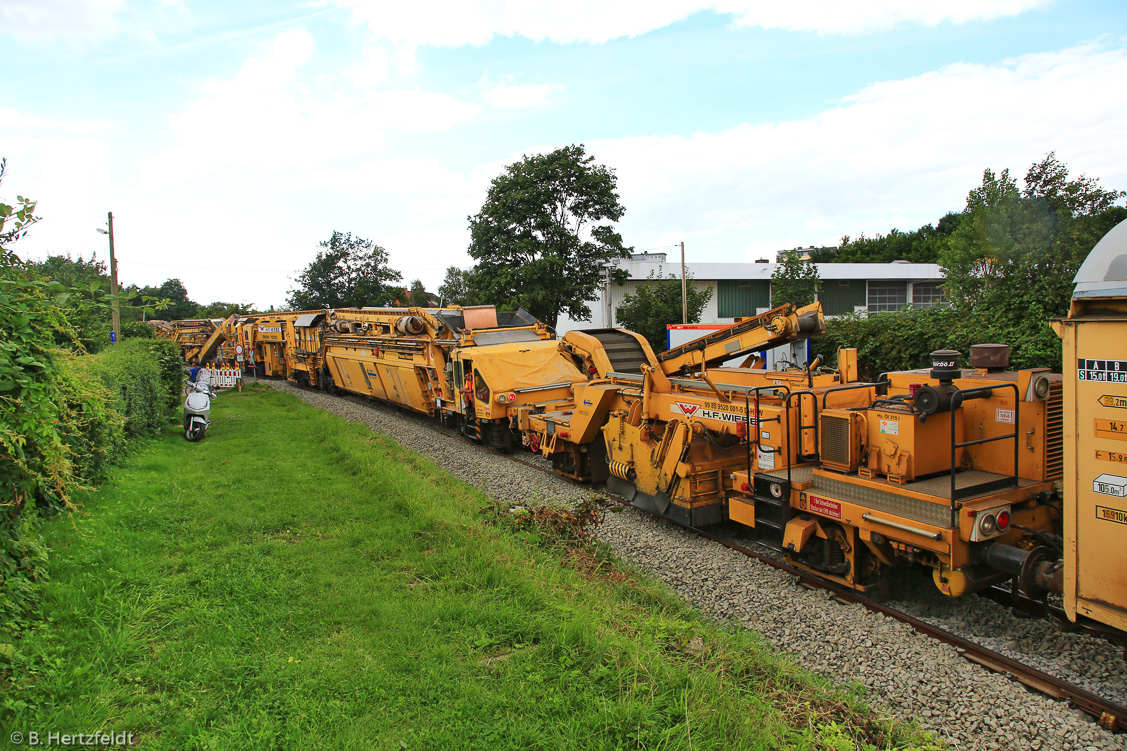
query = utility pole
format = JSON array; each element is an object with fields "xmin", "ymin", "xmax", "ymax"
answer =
[
  {"xmin": 102, "ymin": 212, "xmax": 120, "ymax": 342},
  {"xmin": 680, "ymin": 241, "xmax": 687, "ymax": 324}
]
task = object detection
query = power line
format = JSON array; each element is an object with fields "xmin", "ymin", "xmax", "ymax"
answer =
[{"xmin": 118, "ymin": 259, "xmax": 295, "ymax": 274}]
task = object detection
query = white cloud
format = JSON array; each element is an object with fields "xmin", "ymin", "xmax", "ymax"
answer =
[
  {"xmin": 0, "ymin": 0, "xmax": 125, "ymax": 42},
  {"xmin": 592, "ymin": 41, "xmax": 1127, "ymax": 259},
  {"xmin": 140, "ymin": 29, "xmax": 480, "ymax": 188},
  {"xmin": 480, "ymin": 83, "xmax": 560, "ymax": 109},
  {"xmin": 332, "ymin": 0, "xmax": 1050, "ymax": 46},
  {"xmin": 347, "ymin": 45, "xmax": 391, "ymax": 88},
  {"xmin": 717, "ymin": 0, "xmax": 1051, "ymax": 35},
  {"xmin": 0, "ymin": 108, "xmax": 116, "ymax": 134}
]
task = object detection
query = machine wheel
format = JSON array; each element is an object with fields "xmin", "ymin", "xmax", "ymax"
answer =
[{"xmin": 185, "ymin": 425, "xmax": 204, "ymax": 442}]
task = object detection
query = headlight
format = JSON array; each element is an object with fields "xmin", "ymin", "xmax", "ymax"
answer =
[{"xmin": 979, "ymin": 513, "xmax": 997, "ymax": 536}]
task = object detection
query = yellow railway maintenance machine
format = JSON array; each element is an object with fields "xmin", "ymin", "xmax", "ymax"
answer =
[
  {"xmin": 321, "ymin": 306, "xmax": 583, "ymax": 450},
  {"xmin": 1054, "ymin": 218, "xmax": 1127, "ymax": 634},
  {"xmin": 522, "ymin": 303, "xmax": 874, "ymax": 526},
  {"xmin": 725, "ymin": 346, "xmax": 1065, "ymax": 594}
]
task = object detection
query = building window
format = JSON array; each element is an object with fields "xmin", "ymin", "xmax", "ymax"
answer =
[
  {"xmin": 912, "ymin": 282, "xmax": 944, "ymax": 307},
  {"xmin": 867, "ymin": 281, "xmax": 907, "ymax": 312}
]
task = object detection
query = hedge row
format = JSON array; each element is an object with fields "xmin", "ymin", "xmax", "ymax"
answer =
[
  {"xmin": 1, "ymin": 332, "xmax": 182, "ymax": 642},
  {"xmin": 812, "ymin": 305, "xmax": 1064, "ymax": 382}
]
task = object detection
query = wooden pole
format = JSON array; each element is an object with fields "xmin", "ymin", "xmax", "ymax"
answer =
[
  {"xmin": 108, "ymin": 212, "xmax": 120, "ymax": 342},
  {"xmin": 681, "ymin": 241, "xmax": 687, "ymax": 324}
]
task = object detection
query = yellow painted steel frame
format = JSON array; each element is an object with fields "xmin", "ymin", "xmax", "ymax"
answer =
[
  {"xmin": 320, "ymin": 307, "xmax": 572, "ymax": 423},
  {"xmin": 1055, "ymin": 293, "xmax": 1127, "ymax": 632}
]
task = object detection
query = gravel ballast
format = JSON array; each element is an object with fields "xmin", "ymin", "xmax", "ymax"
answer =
[{"xmin": 269, "ymin": 382, "xmax": 1126, "ymax": 751}]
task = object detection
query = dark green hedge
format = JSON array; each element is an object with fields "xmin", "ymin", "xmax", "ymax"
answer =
[
  {"xmin": 812, "ymin": 305, "xmax": 1063, "ymax": 382},
  {"xmin": 75, "ymin": 338, "xmax": 182, "ymax": 439}
]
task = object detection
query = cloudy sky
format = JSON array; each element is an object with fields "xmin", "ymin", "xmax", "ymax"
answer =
[{"xmin": 2, "ymin": 0, "xmax": 1125, "ymax": 310}]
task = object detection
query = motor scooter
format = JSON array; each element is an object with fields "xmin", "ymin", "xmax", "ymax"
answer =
[{"xmin": 183, "ymin": 378, "xmax": 216, "ymax": 441}]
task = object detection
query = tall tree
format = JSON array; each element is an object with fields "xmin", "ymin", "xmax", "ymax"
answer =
[
  {"xmin": 138, "ymin": 278, "xmax": 197, "ymax": 321},
  {"xmin": 437, "ymin": 266, "xmax": 470, "ymax": 306},
  {"xmin": 815, "ymin": 213, "xmax": 962, "ymax": 264},
  {"xmin": 940, "ymin": 153, "xmax": 1126, "ymax": 365},
  {"xmin": 196, "ymin": 301, "xmax": 254, "ymax": 319},
  {"xmin": 406, "ymin": 279, "xmax": 432, "ymax": 307},
  {"xmin": 616, "ymin": 269, "xmax": 713, "ymax": 353},
  {"xmin": 467, "ymin": 144, "xmax": 632, "ymax": 328},
  {"xmin": 771, "ymin": 249, "xmax": 820, "ymax": 307},
  {"xmin": 287, "ymin": 231, "xmax": 402, "ymax": 310}
]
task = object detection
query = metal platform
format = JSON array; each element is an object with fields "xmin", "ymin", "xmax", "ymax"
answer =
[{"xmin": 806, "ymin": 470, "xmax": 1020, "ymax": 529}]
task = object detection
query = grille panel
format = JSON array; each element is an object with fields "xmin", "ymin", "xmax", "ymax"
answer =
[
  {"xmin": 1046, "ymin": 381, "xmax": 1064, "ymax": 480},
  {"xmin": 819, "ymin": 413, "xmax": 854, "ymax": 469}
]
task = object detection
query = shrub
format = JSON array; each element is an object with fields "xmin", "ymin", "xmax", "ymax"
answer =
[
  {"xmin": 813, "ymin": 304, "xmax": 1065, "ymax": 382},
  {"xmin": 813, "ymin": 307, "xmax": 957, "ymax": 381},
  {"xmin": 79, "ymin": 338, "xmax": 182, "ymax": 438}
]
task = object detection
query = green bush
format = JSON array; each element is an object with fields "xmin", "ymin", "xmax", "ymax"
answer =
[
  {"xmin": 813, "ymin": 305, "xmax": 1065, "ymax": 382},
  {"xmin": 813, "ymin": 307, "xmax": 957, "ymax": 381},
  {"xmin": 80, "ymin": 338, "xmax": 182, "ymax": 438},
  {"xmin": 55, "ymin": 355, "xmax": 125, "ymax": 485}
]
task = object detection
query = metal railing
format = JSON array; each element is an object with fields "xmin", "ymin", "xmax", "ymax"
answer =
[{"xmin": 948, "ymin": 383, "xmax": 1020, "ymax": 527}]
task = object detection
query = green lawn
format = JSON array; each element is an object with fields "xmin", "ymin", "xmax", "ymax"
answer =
[{"xmin": 3, "ymin": 386, "xmax": 937, "ymax": 750}]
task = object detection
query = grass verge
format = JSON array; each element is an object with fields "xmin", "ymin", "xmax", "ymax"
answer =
[{"xmin": 3, "ymin": 385, "xmax": 941, "ymax": 750}]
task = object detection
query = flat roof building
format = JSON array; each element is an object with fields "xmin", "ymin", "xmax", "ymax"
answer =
[{"xmin": 555, "ymin": 255, "xmax": 944, "ymax": 334}]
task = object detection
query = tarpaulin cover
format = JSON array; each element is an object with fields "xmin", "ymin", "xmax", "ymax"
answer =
[
  {"xmin": 294, "ymin": 313, "xmax": 324, "ymax": 327},
  {"xmin": 472, "ymin": 329, "xmax": 542, "ymax": 345},
  {"xmin": 470, "ymin": 340, "xmax": 583, "ymax": 390}
]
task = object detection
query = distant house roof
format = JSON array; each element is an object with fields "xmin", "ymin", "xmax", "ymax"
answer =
[{"xmin": 613, "ymin": 259, "xmax": 943, "ymax": 282}]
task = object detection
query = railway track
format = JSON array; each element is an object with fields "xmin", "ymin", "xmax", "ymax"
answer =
[
  {"xmin": 279, "ymin": 382, "xmax": 1127, "ymax": 741},
  {"xmin": 497, "ymin": 438, "xmax": 1127, "ymax": 734}
]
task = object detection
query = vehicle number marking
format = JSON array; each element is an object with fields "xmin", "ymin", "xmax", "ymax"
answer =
[
  {"xmin": 1096, "ymin": 505, "xmax": 1127, "ymax": 526},
  {"xmin": 699, "ymin": 409, "xmax": 752, "ymax": 425},
  {"xmin": 258, "ymin": 326, "xmax": 282, "ymax": 334},
  {"xmin": 996, "ymin": 408, "xmax": 1015, "ymax": 424},
  {"xmin": 1092, "ymin": 473, "xmax": 1127, "ymax": 497},
  {"xmin": 808, "ymin": 494, "xmax": 843, "ymax": 520},
  {"xmin": 1098, "ymin": 395, "xmax": 1127, "ymax": 409},
  {"xmin": 1094, "ymin": 419, "xmax": 1127, "ymax": 442},
  {"xmin": 1078, "ymin": 359, "xmax": 1127, "ymax": 382},
  {"xmin": 1096, "ymin": 450, "xmax": 1127, "ymax": 464}
]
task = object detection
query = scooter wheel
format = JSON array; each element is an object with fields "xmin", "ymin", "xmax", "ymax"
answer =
[{"xmin": 186, "ymin": 426, "xmax": 204, "ymax": 442}]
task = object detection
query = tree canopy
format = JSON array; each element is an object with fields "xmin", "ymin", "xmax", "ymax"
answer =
[
  {"xmin": 811, "ymin": 213, "xmax": 962, "ymax": 264},
  {"xmin": 287, "ymin": 231, "xmax": 402, "ymax": 310},
  {"xmin": 938, "ymin": 152, "xmax": 1126, "ymax": 365},
  {"xmin": 406, "ymin": 279, "xmax": 433, "ymax": 307},
  {"xmin": 467, "ymin": 144, "xmax": 632, "ymax": 328},
  {"xmin": 813, "ymin": 153, "xmax": 1127, "ymax": 374},
  {"xmin": 437, "ymin": 266, "xmax": 475, "ymax": 307},
  {"xmin": 616, "ymin": 269, "xmax": 714, "ymax": 353},
  {"xmin": 771, "ymin": 249, "xmax": 820, "ymax": 307}
]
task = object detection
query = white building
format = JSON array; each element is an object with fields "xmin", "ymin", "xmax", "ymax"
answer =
[{"xmin": 555, "ymin": 252, "xmax": 945, "ymax": 335}]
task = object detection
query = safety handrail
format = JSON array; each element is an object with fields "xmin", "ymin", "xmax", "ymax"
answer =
[
  {"xmin": 820, "ymin": 380, "xmax": 890, "ymax": 410},
  {"xmin": 743, "ymin": 385, "xmax": 790, "ymax": 493},
  {"xmin": 948, "ymin": 383, "xmax": 1020, "ymax": 527},
  {"xmin": 786, "ymin": 390, "xmax": 820, "ymax": 467}
]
